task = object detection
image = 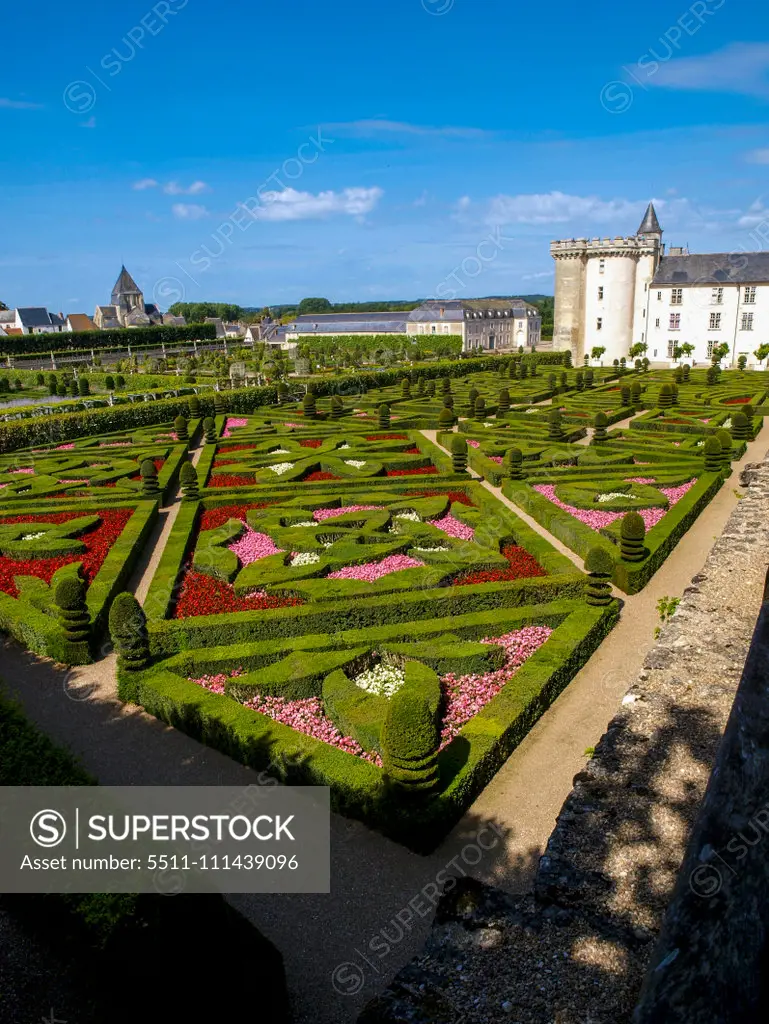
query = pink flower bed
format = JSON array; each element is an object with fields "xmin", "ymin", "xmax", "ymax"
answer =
[
  {"xmin": 429, "ymin": 513, "xmax": 475, "ymax": 541},
  {"xmin": 56, "ymin": 443, "xmax": 75, "ymax": 451},
  {"xmin": 534, "ymin": 479, "xmax": 696, "ymax": 531},
  {"xmin": 313, "ymin": 504, "xmax": 381, "ymax": 522},
  {"xmin": 284, "ymin": 422, "xmax": 303, "ymax": 429},
  {"xmin": 58, "ymin": 478, "xmax": 86, "ymax": 484},
  {"xmin": 440, "ymin": 626, "xmax": 553, "ymax": 745},
  {"xmin": 155, "ymin": 432, "xmax": 179, "ymax": 441},
  {"xmin": 228, "ymin": 524, "xmax": 283, "ymax": 565},
  {"xmin": 9, "ymin": 467, "xmax": 34, "ymax": 475},
  {"xmin": 99, "ymin": 441, "xmax": 131, "ymax": 448},
  {"xmin": 489, "ymin": 455, "xmax": 504, "ymax": 465},
  {"xmin": 327, "ymin": 554, "xmax": 425, "ymax": 581},
  {"xmin": 624, "ymin": 477, "xmax": 656, "ymax": 484},
  {"xmin": 467, "ymin": 439, "xmax": 481, "ymax": 449},
  {"xmin": 223, "ymin": 417, "xmax": 249, "ymax": 438},
  {"xmin": 633, "ymin": 459, "xmax": 651, "ymax": 465},
  {"xmin": 190, "ymin": 668, "xmax": 380, "ymax": 764}
]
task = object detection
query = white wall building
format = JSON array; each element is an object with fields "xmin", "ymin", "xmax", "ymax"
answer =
[{"xmin": 552, "ymin": 204, "xmax": 769, "ymax": 368}]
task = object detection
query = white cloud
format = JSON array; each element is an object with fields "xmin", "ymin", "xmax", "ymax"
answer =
[
  {"xmin": 326, "ymin": 119, "xmax": 489, "ymax": 140},
  {"xmin": 172, "ymin": 203, "xmax": 209, "ymax": 220},
  {"xmin": 0, "ymin": 97, "xmax": 42, "ymax": 109},
  {"xmin": 737, "ymin": 199, "xmax": 769, "ymax": 229},
  {"xmin": 133, "ymin": 178, "xmax": 159, "ymax": 190},
  {"xmin": 521, "ymin": 270, "xmax": 555, "ymax": 281},
  {"xmin": 647, "ymin": 43, "xmax": 769, "ymax": 99},
  {"xmin": 254, "ymin": 187, "xmax": 383, "ymax": 222},
  {"xmin": 462, "ymin": 190, "xmax": 645, "ymax": 226},
  {"xmin": 164, "ymin": 180, "xmax": 208, "ymax": 195},
  {"xmin": 746, "ymin": 148, "xmax": 769, "ymax": 164}
]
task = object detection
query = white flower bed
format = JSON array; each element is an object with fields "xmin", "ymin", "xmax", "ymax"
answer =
[
  {"xmin": 412, "ymin": 544, "xmax": 449, "ymax": 552},
  {"xmin": 353, "ymin": 662, "xmax": 406, "ymax": 698},
  {"xmin": 290, "ymin": 551, "xmax": 321, "ymax": 567},
  {"xmin": 338, "ymin": 443, "xmax": 351, "ymax": 450},
  {"xmin": 395, "ymin": 511, "xmax": 420, "ymax": 521},
  {"xmin": 292, "ymin": 521, "xmax": 317, "ymax": 528},
  {"xmin": 723, "ymin": 418, "xmax": 732, "ymax": 429},
  {"xmin": 344, "ymin": 460, "xmax": 366, "ymax": 468},
  {"xmin": 272, "ymin": 448, "xmax": 290, "ymax": 455},
  {"xmin": 21, "ymin": 532, "xmax": 45, "ymax": 541},
  {"xmin": 596, "ymin": 491, "xmax": 637, "ymax": 503},
  {"xmin": 269, "ymin": 462, "xmax": 294, "ymax": 475}
]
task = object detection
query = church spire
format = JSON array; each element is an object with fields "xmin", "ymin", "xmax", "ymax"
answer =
[{"xmin": 636, "ymin": 202, "xmax": 662, "ymax": 238}]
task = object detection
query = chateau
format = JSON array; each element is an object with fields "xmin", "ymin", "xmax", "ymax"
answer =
[{"xmin": 551, "ymin": 203, "xmax": 769, "ymax": 367}]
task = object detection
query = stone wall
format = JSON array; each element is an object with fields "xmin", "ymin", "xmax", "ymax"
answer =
[{"xmin": 359, "ymin": 456, "xmax": 769, "ymax": 1024}]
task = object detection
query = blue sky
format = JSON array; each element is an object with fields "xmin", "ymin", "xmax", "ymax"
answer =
[{"xmin": 2, "ymin": 0, "xmax": 769, "ymax": 312}]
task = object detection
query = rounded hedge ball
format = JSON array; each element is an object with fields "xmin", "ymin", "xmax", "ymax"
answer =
[
  {"xmin": 585, "ymin": 546, "xmax": 616, "ymax": 576},
  {"xmin": 621, "ymin": 511, "xmax": 646, "ymax": 539},
  {"xmin": 55, "ymin": 577, "xmax": 85, "ymax": 610}
]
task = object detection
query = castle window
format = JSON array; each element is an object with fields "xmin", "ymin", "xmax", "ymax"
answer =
[
  {"xmin": 671, "ymin": 289, "xmax": 683, "ymax": 305},
  {"xmin": 596, "ymin": 318, "xmax": 603, "ymax": 331},
  {"xmin": 599, "ymin": 259, "xmax": 605, "ymax": 274},
  {"xmin": 709, "ymin": 312, "xmax": 722, "ymax": 330},
  {"xmin": 741, "ymin": 313, "xmax": 754, "ymax": 331},
  {"xmin": 744, "ymin": 286, "xmax": 756, "ymax": 304},
  {"xmin": 711, "ymin": 287, "xmax": 724, "ymax": 305},
  {"xmin": 657, "ymin": 291, "xmax": 662, "ymax": 300},
  {"xmin": 707, "ymin": 340, "xmax": 714, "ymax": 357},
  {"xmin": 597, "ymin": 286, "xmax": 604, "ymax": 300},
  {"xmin": 667, "ymin": 340, "xmax": 675, "ymax": 358},
  {"xmin": 655, "ymin": 318, "xmax": 660, "ymax": 328},
  {"xmin": 669, "ymin": 313, "xmax": 681, "ymax": 330}
]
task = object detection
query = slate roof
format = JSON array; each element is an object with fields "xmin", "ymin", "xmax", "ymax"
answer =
[
  {"xmin": 294, "ymin": 312, "xmax": 410, "ymax": 324},
  {"xmin": 292, "ymin": 312, "xmax": 409, "ymax": 333},
  {"xmin": 652, "ymin": 253, "xmax": 769, "ymax": 286},
  {"xmin": 17, "ymin": 307, "xmax": 53, "ymax": 328},
  {"xmin": 637, "ymin": 202, "xmax": 662, "ymax": 236},
  {"xmin": 111, "ymin": 265, "xmax": 143, "ymax": 300}
]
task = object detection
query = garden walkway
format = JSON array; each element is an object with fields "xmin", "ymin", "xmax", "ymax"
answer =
[{"xmin": 2, "ymin": 428, "xmax": 766, "ymax": 1024}]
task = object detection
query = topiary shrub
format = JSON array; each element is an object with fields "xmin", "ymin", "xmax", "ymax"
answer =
[
  {"xmin": 703, "ymin": 436, "xmax": 723, "ymax": 472},
  {"xmin": 584, "ymin": 547, "xmax": 615, "ymax": 606},
  {"xmin": 450, "ymin": 434, "xmax": 468, "ymax": 473},
  {"xmin": 620, "ymin": 385, "xmax": 631, "ymax": 406},
  {"xmin": 658, "ymin": 383, "xmax": 673, "ymax": 408},
  {"xmin": 140, "ymin": 458, "xmax": 160, "ymax": 497},
  {"xmin": 508, "ymin": 361, "xmax": 518, "ymax": 380},
  {"xmin": 381, "ymin": 691, "xmax": 440, "ymax": 793},
  {"xmin": 441, "ymin": 377, "xmax": 451, "ymax": 394},
  {"xmin": 620, "ymin": 512, "xmax": 646, "ymax": 562},
  {"xmin": 503, "ymin": 447, "xmax": 524, "ymax": 480},
  {"xmin": 214, "ymin": 393, "xmax": 226, "ymax": 415},
  {"xmin": 682, "ymin": 363, "xmax": 691, "ymax": 382},
  {"xmin": 115, "ymin": 374, "xmax": 125, "ymax": 389},
  {"xmin": 497, "ymin": 389, "xmax": 510, "ymax": 414},
  {"xmin": 203, "ymin": 416, "xmax": 217, "ymax": 444},
  {"xmin": 438, "ymin": 407, "xmax": 456, "ymax": 429},
  {"xmin": 417, "ymin": 377, "xmax": 425, "ymax": 396},
  {"xmin": 473, "ymin": 396, "xmax": 486, "ymax": 420},
  {"xmin": 584, "ymin": 368, "xmax": 594, "ymax": 388},
  {"xmin": 560, "ymin": 371, "xmax": 567, "ymax": 389},
  {"xmin": 109, "ymin": 592, "xmax": 149, "ymax": 671},
  {"xmin": 188, "ymin": 395, "xmax": 201, "ymax": 418},
  {"xmin": 277, "ymin": 382, "xmax": 289, "ymax": 405},
  {"xmin": 706, "ymin": 365, "xmax": 718, "ymax": 386},
  {"xmin": 443, "ymin": 394, "xmax": 454, "ymax": 410},
  {"xmin": 36, "ymin": 372, "xmax": 45, "ymax": 386},
  {"xmin": 631, "ymin": 381, "xmax": 642, "ymax": 407},
  {"xmin": 670, "ymin": 383, "xmax": 678, "ymax": 406},
  {"xmin": 467, "ymin": 388, "xmax": 479, "ymax": 412},
  {"xmin": 575, "ymin": 370, "xmax": 584, "ymax": 391},
  {"xmin": 55, "ymin": 577, "xmax": 90, "ymax": 642},
  {"xmin": 57, "ymin": 384, "xmax": 67, "ymax": 397},
  {"xmin": 548, "ymin": 372, "xmax": 557, "ymax": 391},
  {"xmin": 731, "ymin": 411, "xmax": 750, "ymax": 441},
  {"xmin": 716, "ymin": 427, "xmax": 733, "ymax": 468},
  {"xmin": 548, "ymin": 410, "xmax": 564, "ymax": 442},
  {"xmin": 180, "ymin": 461, "xmax": 199, "ymax": 501},
  {"xmin": 302, "ymin": 393, "xmax": 316, "ymax": 419},
  {"xmin": 426, "ymin": 379, "xmax": 435, "ymax": 398},
  {"xmin": 48, "ymin": 373, "xmax": 58, "ymax": 395},
  {"xmin": 68, "ymin": 380, "xmax": 78, "ymax": 398},
  {"xmin": 738, "ymin": 354, "xmax": 747, "ymax": 371},
  {"xmin": 330, "ymin": 395, "xmax": 343, "ymax": 420},
  {"xmin": 519, "ymin": 362, "xmax": 528, "ymax": 380},
  {"xmin": 78, "ymin": 377, "xmax": 90, "ymax": 396},
  {"xmin": 593, "ymin": 411, "xmax": 608, "ymax": 442},
  {"xmin": 174, "ymin": 415, "xmax": 189, "ymax": 441},
  {"xmin": 401, "ymin": 378, "xmax": 411, "ymax": 398},
  {"xmin": 379, "ymin": 403, "xmax": 391, "ymax": 429}
]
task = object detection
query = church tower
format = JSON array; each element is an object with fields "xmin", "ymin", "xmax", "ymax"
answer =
[
  {"xmin": 550, "ymin": 203, "xmax": 663, "ymax": 363},
  {"xmin": 111, "ymin": 266, "xmax": 145, "ymax": 326}
]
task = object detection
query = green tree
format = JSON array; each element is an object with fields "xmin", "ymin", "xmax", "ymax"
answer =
[
  {"xmin": 297, "ymin": 297, "xmax": 333, "ymax": 315},
  {"xmin": 590, "ymin": 346, "xmax": 606, "ymax": 364}
]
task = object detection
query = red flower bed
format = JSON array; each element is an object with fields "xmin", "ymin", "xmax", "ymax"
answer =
[
  {"xmin": 208, "ymin": 473, "xmax": 255, "ymax": 488},
  {"xmin": 365, "ymin": 434, "xmax": 408, "ymax": 441},
  {"xmin": 218, "ymin": 443, "xmax": 253, "ymax": 455},
  {"xmin": 304, "ymin": 471, "xmax": 341, "ymax": 481},
  {"xmin": 386, "ymin": 466, "xmax": 438, "ymax": 476},
  {"xmin": 199, "ymin": 503, "xmax": 272, "ymax": 531},
  {"xmin": 453, "ymin": 544, "xmax": 547, "ymax": 586},
  {"xmin": 724, "ymin": 397, "xmax": 751, "ymax": 405},
  {"xmin": 0, "ymin": 508, "xmax": 133, "ymax": 597},
  {"xmin": 173, "ymin": 569, "xmax": 303, "ymax": 619},
  {"xmin": 404, "ymin": 447, "xmax": 421, "ymax": 455},
  {"xmin": 213, "ymin": 458, "xmax": 240, "ymax": 468},
  {"xmin": 299, "ymin": 439, "xmax": 323, "ymax": 448},
  {"xmin": 412, "ymin": 490, "xmax": 476, "ymax": 507}
]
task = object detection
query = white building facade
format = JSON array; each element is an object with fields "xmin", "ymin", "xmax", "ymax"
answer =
[{"xmin": 551, "ymin": 203, "xmax": 769, "ymax": 367}]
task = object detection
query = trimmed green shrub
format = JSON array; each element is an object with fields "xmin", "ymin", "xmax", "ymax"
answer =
[
  {"xmin": 716, "ymin": 428, "xmax": 733, "ymax": 467},
  {"xmin": 731, "ymin": 411, "xmax": 750, "ymax": 441},
  {"xmin": 203, "ymin": 416, "xmax": 217, "ymax": 444},
  {"xmin": 706, "ymin": 365, "xmax": 718, "ymax": 386},
  {"xmin": 401, "ymin": 378, "xmax": 411, "ymax": 398},
  {"xmin": 473, "ymin": 396, "xmax": 486, "ymax": 420},
  {"xmin": 78, "ymin": 377, "xmax": 90, "ymax": 396},
  {"xmin": 443, "ymin": 394, "xmax": 454, "ymax": 410},
  {"xmin": 302, "ymin": 392, "xmax": 316, "ymax": 419},
  {"xmin": 68, "ymin": 380, "xmax": 78, "ymax": 398},
  {"xmin": 438, "ymin": 407, "xmax": 456, "ymax": 429},
  {"xmin": 379, "ymin": 403, "xmax": 391, "ymax": 429},
  {"xmin": 467, "ymin": 387, "xmax": 479, "ymax": 412},
  {"xmin": 35, "ymin": 372, "xmax": 45, "ymax": 386},
  {"xmin": 55, "ymin": 577, "xmax": 90, "ymax": 643},
  {"xmin": 381, "ymin": 691, "xmax": 440, "ymax": 793},
  {"xmin": 277, "ymin": 382, "xmax": 289, "ymax": 404},
  {"xmin": 188, "ymin": 395, "xmax": 201, "ymax": 417},
  {"xmin": 104, "ymin": 375, "xmax": 115, "ymax": 391},
  {"xmin": 330, "ymin": 395, "xmax": 343, "ymax": 420},
  {"xmin": 503, "ymin": 447, "xmax": 524, "ymax": 480},
  {"xmin": 180, "ymin": 461, "xmax": 199, "ymax": 501},
  {"xmin": 450, "ymin": 435, "xmax": 468, "ymax": 472},
  {"xmin": 548, "ymin": 410, "xmax": 565, "ymax": 442},
  {"xmin": 441, "ymin": 376, "xmax": 452, "ymax": 394},
  {"xmin": 520, "ymin": 363, "xmax": 528, "ymax": 380},
  {"xmin": 738, "ymin": 354, "xmax": 747, "ymax": 371},
  {"xmin": 584, "ymin": 547, "xmax": 614, "ymax": 606},
  {"xmin": 682, "ymin": 363, "xmax": 690, "ymax": 382},
  {"xmin": 620, "ymin": 512, "xmax": 646, "ymax": 562},
  {"xmin": 575, "ymin": 370, "xmax": 584, "ymax": 391},
  {"xmin": 140, "ymin": 458, "xmax": 160, "ymax": 497},
  {"xmin": 631, "ymin": 381, "xmax": 642, "ymax": 407},
  {"xmin": 584, "ymin": 368, "xmax": 594, "ymax": 388},
  {"xmin": 174, "ymin": 415, "xmax": 189, "ymax": 441},
  {"xmin": 213, "ymin": 393, "xmax": 226, "ymax": 415},
  {"xmin": 426, "ymin": 379, "xmax": 435, "ymax": 398},
  {"xmin": 508, "ymin": 361, "xmax": 518, "ymax": 380},
  {"xmin": 498, "ymin": 389, "xmax": 511, "ymax": 414},
  {"xmin": 109, "ymin": 592, "xmax": 149, "ymax": 671},
  {"xmin": 115, "ymin": 374, "xmax": 125, "ymax": 389},
  {"xmin": 658, "ymin": 383, "xmax": 673, "ymax": 408},
  {"xmin": 593, "ymin": 411, "xmax": 608, "ymax": 442},
  {"xmin": 48, "ymin": 373, "xmax": 58, "ymax": 395},
  {"xmin": 620, "ymin": 385, "xmax": 631, "ymax": 406},
  {"xmin": 703, "ymin": 436, "xmax": 722, "ymax": 472}
]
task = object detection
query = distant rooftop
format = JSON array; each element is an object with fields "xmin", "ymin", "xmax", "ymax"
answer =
[{"xmin": 653, "ymin": 252, "xmax": 769, "ymax": 286}]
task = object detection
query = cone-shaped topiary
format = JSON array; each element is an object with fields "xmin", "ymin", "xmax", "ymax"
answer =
[
  {"xmin": 560, "ymin": 371, "xmax": 568, "ymax": 389},
  {"xmin": 548, "ymin": 409, "xmax": 565, "ymax": 441},
  {"xmin": 213, "ymin": 393, "xmax": 226, "ymax": 415},
  {"xmin": 670, "ymin": 383, "xmax": 679, "ymax": 406},
  {"xmin": 140, "ymin": 458, "xmax": 160, "ymax": 497},
  {"xmin": 704, "ymin": 435, "xmax": 723, "ymax": 472},
  {"xmin": 498, "ymin": 389, "xmax": 510, "ymax": 414},
  {"xmin": 593, "ymin": 411, "xmax": 608, "ymax": 442},
  {"xmin": 180, "ymin": 461, "xmax": 199, "ymax": 501},
  {"xmin": 575, "ymin": 370, "xmax": 584, "ymax": 391},
  {"xmin": 55, "ymin": 577, "xmax": 90, "ymax": 642},
  {"xmin": 109, "ymin": 592, "xmax": 149, "ymax": 671},
  {"xmin": 658, "ymin": 383, "xmax": 673, "ymax": 408},
  {"xmin": 379, "ymin": 403, "xmax": 391, "ymax": 429},
  {"xmin": 530, "ymin": 359, "xmax": 538, "ymax": 376},
  {"xmin": 548, "ymin": 373, "xmax": 557, "ymax": 391},
  {"xmin": 731, "ymin": 411, "xmax": 750, "ymax": 441},
  {"xmin": 631, "ymin": 381, "xmax": 642, "ymax": 407},
  {"xmin": 716, "ymin": 428, "xmax": 733, "ymax": 468},
  {"xmin": 381, "ymin": 691, "xmax": 440, "ymax": 793},
  {"xmin": 441, "ymin": 377, "xmax": 451, "ymax": 394},
  {"xmin": 473, "ymin": 396, "xmax": 486, "ymax": 420},
  {"xmin": 682, "ymin": 363, "xmax": 691, "ymax": 382},
  {"xmin": 621, "ymin": 385, "xmax": 631, "ymax": 406},
  {"xmin": 706, "ymin": 365, "xmax": 718, "ymax": 386},
  {"xmin": 520, "ymin": 362, "xmax": 528, "ymax": 380},
  {"xmin": 503, "ymin": 446, "xmax": 524, "ymax": 480},
  {"xmin": 174, "ymin": 415, "xmax": 189, "ymax": 441},
  {"xmin": 417, "ymin": 377, "xmax": 425, "ymax": 396},
  {"xmin": 330, "ymin": 395, "xmax": 343, "ymax": 420},
  {"xmin": 302, "ymin": 392, "xmax": 317, "ymax": 418},
  {"xmin": 584, "ymin": 546, "xmax": 615, "ymax": 606},
  {"xmin": 673, "ymin": 367, "xmax": 683, "ymax": 385},
  {"xmin": 426, "ymin": 379, "xmax": 435, "ymax": 398},
  {"xmin": 450, "ymin": 434, "xmax": 468, "ymax": 472},
  {"xmin": 443, "ymin": 394, "xmax": 454, "ymax": 409},
  {"xmin": 584, "ymin": 368, "xmax": 594, "ymax": 388},
  {"xmin": 620, "ymin": 512, "xmax": 646, "ymax": 562},
  {"xmin": 203, "ymin": 416, "xmax": 217, "ymax": 444},
  {"xmin": 401, "ymin": 378, "xmax": 411, "ymax": 398},
  {"xmin": 188, "ymin": 395, "xmax": 201, "ymax": 418},
  {"xmin": 438, "ymin": 406, "xmax": 456, "ymax": 429},
  {"xmin": 467, "ymin": 387, "xmax": 479, "ymax": 411},
  {"xmin": 508, "ymin": 361, "xmax": 518, "ymax": 380}
]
